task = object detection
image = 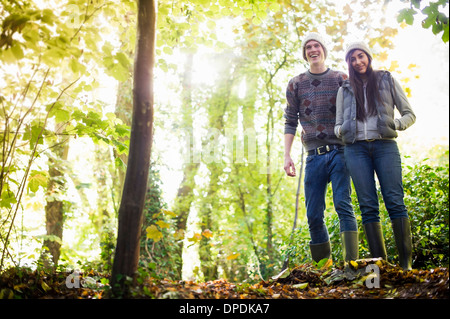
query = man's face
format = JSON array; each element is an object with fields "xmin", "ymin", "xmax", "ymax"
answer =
[{"xmin": 305, "ymin": 40, "xmax": 325, "ymax": 65}]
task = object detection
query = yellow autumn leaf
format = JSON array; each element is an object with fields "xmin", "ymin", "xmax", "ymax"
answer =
[
  {"xmin": 202, "ymin": 229, "xmax": 213, "ymax": 238},
  {"xmin": 161, "ymin": 209, "xmax": 177, "ymax": 217},
  {"xmin": 226, "ymin": 252, "xmax": 240, "ymax": 260},
  {"xmin": 152, "ymin": 212, "xmax": 161, "ymax": 219},
  {"xmin": 188, "ymin": 233, "xmax": 202, "ymax": 242},
  {"xmin": 321, "ymin": 258, "xmax": 333, "ymax": 269},
  {"xmin": 389, "ymin": 60, "xmax": 399, "ymax": 72},
  {"xmin": 376, "ymin": 51, "xmax": 388, "ymax": 62},
  {"xmin": 146, "ymin": 225, "xmax": 163, "ymax": 242},
  {"xmin": 41, "ymin": 282, "xmax": 51, "ymax": 292},
  {"xmin": 350, "ymin": 260, "xmax": 358, "ymax": 268},
  {"xmin": 173, "ymin": 229, "xmax": 185, "ymax": 240},
  {"xmin": 405, "ymin": 87, "xmax": 412, "ymax": 98},
  {"xmin": 156, "ymin": 220, "xmax": 170, "ymax": 228}
]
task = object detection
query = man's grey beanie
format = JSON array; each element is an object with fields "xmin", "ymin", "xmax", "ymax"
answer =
[
  {"xmin": 345, "ymin": 41, "xmax": 373, "ymax": 61},
  {"xmin": 302, "ymin": 32, "xmax": 328, "ymax": 60}
]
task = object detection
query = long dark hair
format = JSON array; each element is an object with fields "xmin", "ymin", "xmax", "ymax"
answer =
[{"xmin": 347, "ymin": 50, "xmax": 379, "ymax": 121}]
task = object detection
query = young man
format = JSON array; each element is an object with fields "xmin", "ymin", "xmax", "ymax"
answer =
[{"xmin": 283, "ymin": 32, "xmax": 358, "ymax": 263}]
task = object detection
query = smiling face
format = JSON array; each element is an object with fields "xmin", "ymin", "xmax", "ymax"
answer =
[
  {"xmin": 305, "ymin": 40, "xmax": 325, "ymax": 65},
  {"xmin": 349, "ymin": 49, "xmax": 370, "ymax": 75}
]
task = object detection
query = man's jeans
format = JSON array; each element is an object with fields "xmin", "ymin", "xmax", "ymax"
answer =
[
  {"xmin": 304, "ymin": 148, "xmax": 357, "ymax": 244},
  {"xmin": 344, "ymin": 140, "xmax": 408, "ymax": 225}
]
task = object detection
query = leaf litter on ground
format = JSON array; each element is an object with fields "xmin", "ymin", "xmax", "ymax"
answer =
[{"xmin": 0, "ymin": 259, "xmax": 448, "ymax": 299}]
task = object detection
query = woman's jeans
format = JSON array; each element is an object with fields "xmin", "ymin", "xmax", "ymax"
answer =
[
  {"xmin": 344, "ymin": 140, "xmax": 408, "ymax": 225},
  {"xmin": 304, "ymin": 148, "xmax": 357, "ymax": 244}
]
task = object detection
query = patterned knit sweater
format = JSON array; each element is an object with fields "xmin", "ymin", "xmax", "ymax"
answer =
[{"xmin": 284, "ymin": 68, "xmax": 348, "ymax": 151}]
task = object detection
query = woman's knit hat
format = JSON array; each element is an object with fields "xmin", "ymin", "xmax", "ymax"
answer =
[
  {"xmin": 345, "ymin": 41, "xmax": 373, "ymax": 61},
  {"xmin": 302, "ymin": 32, "xmax": 328, "ymax": 61}
]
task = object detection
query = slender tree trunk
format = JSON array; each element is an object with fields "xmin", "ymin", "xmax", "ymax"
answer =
[
  {"xmin": 172, "ymin": 53, "xmax": 199, "ymax": 279},
  {"xmin": 199, "ymin": 170, "xmax": 219, "ymax": 281},
  {"xmin": 265, "ymin": 104, "xmax": 275, "ymax": 270},
  {"xmin": 111, "ymin": 0, "xmax": 156, "ymax": 295},
  {"xmin": 42, "ymin": 137, "xmax": 69, "ymax": 269}
]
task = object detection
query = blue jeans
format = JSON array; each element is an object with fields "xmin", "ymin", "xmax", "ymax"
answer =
[
  {"xmin": 344, "ymin": 140, "xmax": 408, "ymax": 225},
  {"xmin": 304, "ymin": 148, "xmax": 357, "ymax": 244}
]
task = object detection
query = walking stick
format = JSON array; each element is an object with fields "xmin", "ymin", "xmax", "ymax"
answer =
[{"xmin": 281, "ymin": 146, "xmax": 305, "ymax": 272}]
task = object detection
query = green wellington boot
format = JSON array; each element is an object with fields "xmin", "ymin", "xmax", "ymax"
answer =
[
  {"xmin": 340, "ymin": 231, "xmax": 359, "ymax": 261},
  {"xmin": 392, "ymin": 217, "xmax": 413, "ymax": 270},
  {"xmin": 310, "ymin": 241, "xmax": 331, "ymax": 263},
  {"xmin": 363, "ymin": 222, "xmax": 387, "ymax": 260}
]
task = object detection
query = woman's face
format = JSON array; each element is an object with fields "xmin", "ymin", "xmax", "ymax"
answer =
[{"xmin": 349, "ymin": 49, "xmax": 370, "ymax": 75}]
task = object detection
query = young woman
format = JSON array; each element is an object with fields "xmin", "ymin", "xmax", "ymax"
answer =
[{"xmin": 334, "ymin": 41, "xmax": 416, "ymax": 270}]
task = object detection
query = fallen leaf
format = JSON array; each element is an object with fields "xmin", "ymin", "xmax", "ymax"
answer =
[
  {"xmin": 321, "ymin": 258, "xmax": 333, "ymax": 269},
  {"xmin": 41, "ymin": 282, "xmax": 51, "ymax": 292},
  {"xmin": 271, "ymin": 268, "xmax": 290, "ymax": 280},
  {"xmin": 292, "ymin": 283, "xmax": 308, "ymax": 289}
]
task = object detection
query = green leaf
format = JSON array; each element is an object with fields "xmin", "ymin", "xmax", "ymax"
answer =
[
  {"xmin": 243, "ymin": 9, "xmax": 253, "ymax": 19},
  {"xmin": 115, "ymin": 52, "xmax": 130, "ymax": 68},
  {"xmin": 256, "ymin": 9, "xmax": 267, "ymax": 20},
  {"xmin": 268, "ymin": 2, "xmax": 280, "ymax": 12},
  {"xmin": 1, "ymin": 48, "xmax": 17, "ymax": 64},
  {"xmin": 206, "ymin": 20, "xmax": 216, "ymax": 29},
  {"xmin": 0, "ymin": 190, "xmax": 17, "ymax": 208},
  {"xmin": 70, "ymin": 58, "xmax": 86, "ymax": 75},
  {"xmin": 29, "ymin": 125, "xmax": 44, "ymax": 149},
  {"xmin": 54, "ymin": 109, "xmax": 71, "ymax": 123},
  {"xmin": 41, "ymin": 9, "xmax": 55, "ymax": 25},
  {"xmin": 397, "ymin": 8, "xmax": 416, "ymax": 25},
  {"xmin": 11, "ymin": 43, "xmax": 24, "ymax": 59},
  {"xmin": 442, "ymin": 24, "xmax": 449, "ymax": 42},
  {"xmin": 432, "ymin": 22, "xmax": 443, "ymax": 35},
  {"xmin": 292, "ymin": 282, "xmax": 308, "ymax": 289},
  {"xmin": 28, "ymin": 171, "xmax": 48, "ymax": 193},
  {"xmin": 115, "ymin": 124, "xmax": 130, "ymax": 137},
  {"xmin": 163, "ymin": 46, "xmax": 173, "ymax": 55},
  {"xmin": 252, "ymin": 16, "xmax": 262, "ymax": 26}
]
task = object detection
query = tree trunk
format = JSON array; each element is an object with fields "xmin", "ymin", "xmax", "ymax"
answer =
[
  {"xmin": 41, "ymin": 124, "xmax": 69, "ymax": 269},
  {"xmin": 199, "ymin": 170, "xmax": 219, "ymax": 281},
  {"xmin": 111, "ymin": 0, "xmax": 156, "ymax": 295},
  {"xmin": 172, "ymin": 52, "xmax": 199, "ymax": 279},
  {"xmin": 197, "ymin": 52, "xmax": 235, "ymax": 281}
]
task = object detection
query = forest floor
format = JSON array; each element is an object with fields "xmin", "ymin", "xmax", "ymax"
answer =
[{"xmin": 0, "ymin": 258, "xmax": 448, "ymax": 300}]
